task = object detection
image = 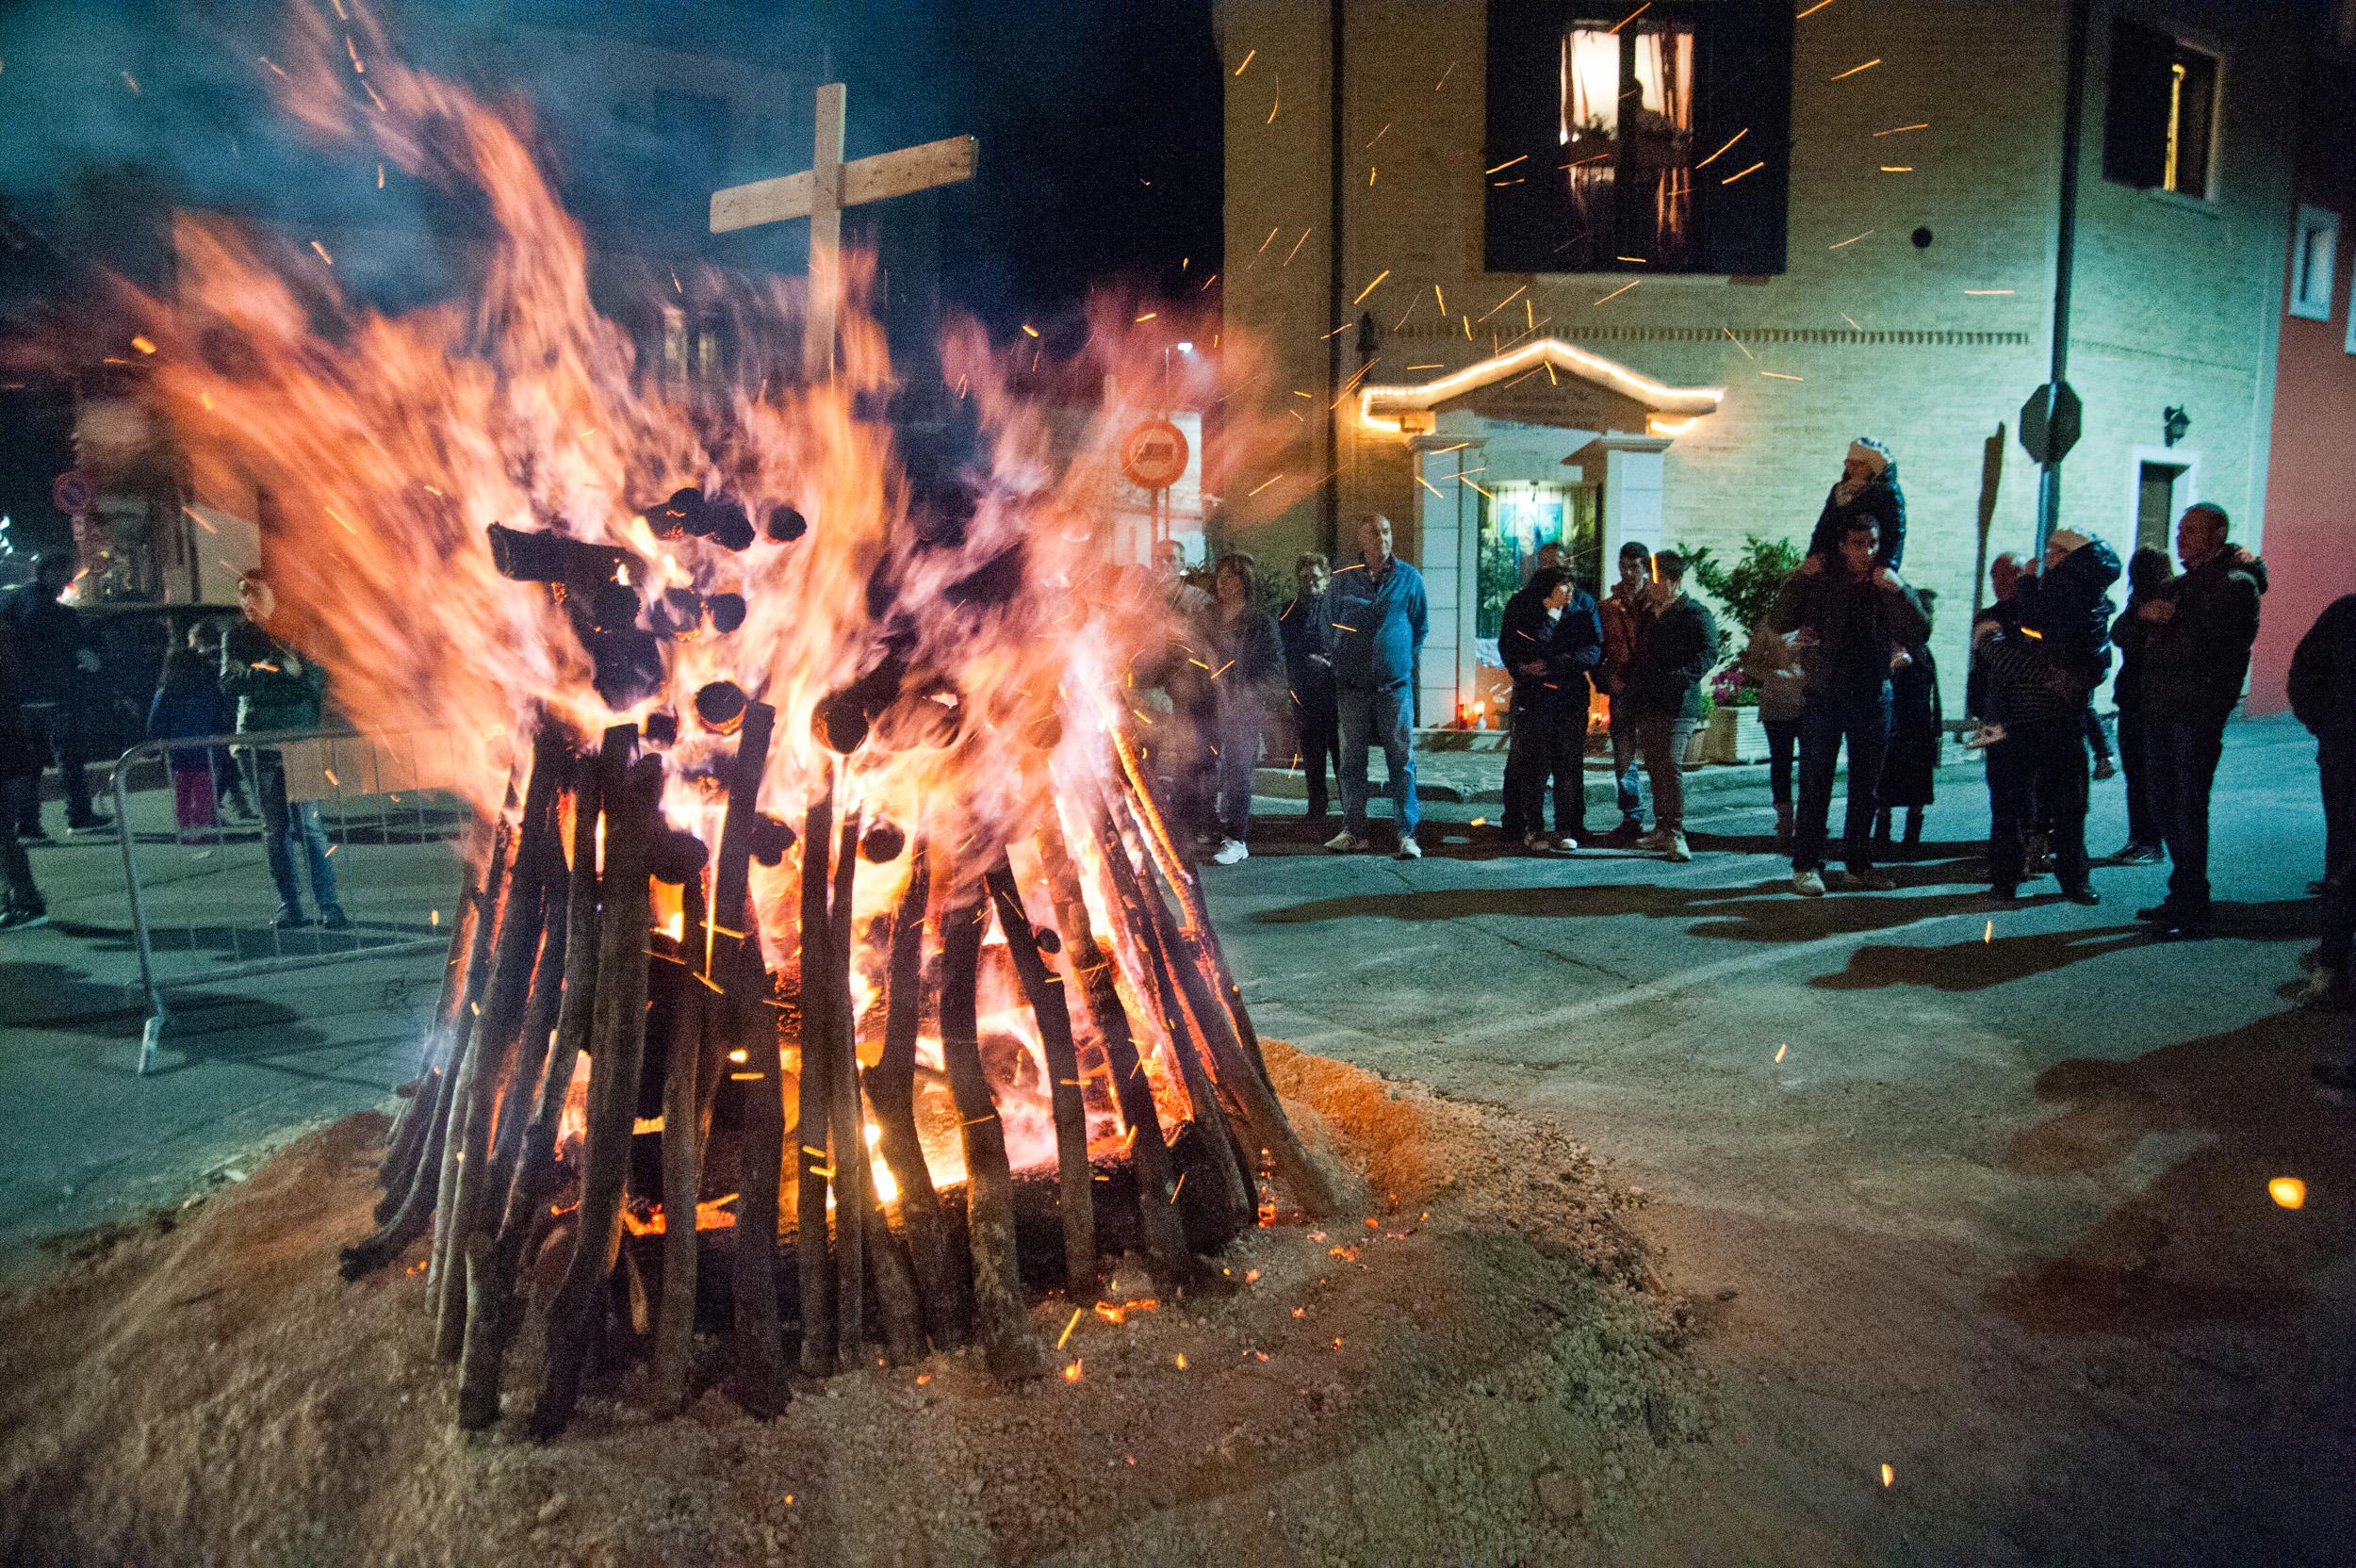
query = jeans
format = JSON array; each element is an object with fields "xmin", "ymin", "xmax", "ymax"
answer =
[
  {"xmin": 1988, "ymin": 718, "xmax": 2090, "ymax": 890},
  {"xmin": 0, "ymin": 776, "xmax": 40, "ymax": 912},
  {"xmin": 1763, "ymin": 714, "xmax": 1801, "ymax": 808},
  {"xmin": 2116, "ymin": 706, "xmax": 2160, "ymax": 849},
  {"xmin": 1505, "ymin": 698, "xmax": 1589, "ymax": 837},
  {"xmin": 1338, "ymin": 683, "xmax": 1418, "ymax": 841},
  {"xmin": 1211, "ymin": 700, "xmax": 1263, "ymax": 841},
  {"xmin": 2142, "ymin": 719, "xmax": 2226, "ymax": 917},
  {"xmin": 1609, "ymin": 705, "xmax": 1645, "ymax": 824},
  {"xmin": 1793, "ymin": 684, "xmax": 1892, "ymax": 874},
  {"xmin": 253, "ymin": 749, "xmax": 341, "ymax": 916},
  {"xmin": 1292, "ymin": 685, "xmax": 1340, "ymax": 817},
  {"xmin": 1634, "ymin": 716, "xmax": 1696, "ymax": 833}
]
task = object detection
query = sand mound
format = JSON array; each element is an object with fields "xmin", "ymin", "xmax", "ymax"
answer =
[{"xmin": 0, "ymin": 1045, "xmax": 1702, "ymax": 1566}]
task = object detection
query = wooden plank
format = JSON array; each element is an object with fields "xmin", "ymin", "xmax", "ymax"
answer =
[
  {"xmin": 843, "ymin": 135, "xmax": 977, "ymax": 207},
  {"xmin": 804, "ymin": 83, "xmax": 846, "ymax": 383},
  {"xmin": 710, "ymin": 169, "xmax": 814, "ymax": 235},
  {"xmin": 709, "ymin": 135, "xmax": 978, "ymax": 236}
]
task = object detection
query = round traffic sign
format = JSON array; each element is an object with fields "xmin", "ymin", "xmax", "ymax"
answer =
[
  {"xmin": 52, "ymin": 469, "xmax": 92, "ymax": 514},
  {"xmin": 1119, "ymin": 418, "xmax": 1189, "ymax": 492}
]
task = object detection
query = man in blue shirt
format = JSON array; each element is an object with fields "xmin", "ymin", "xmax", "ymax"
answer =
[{"xmin": 1325, "ymin": 513, "xmax": 1429, "ymax": 858}]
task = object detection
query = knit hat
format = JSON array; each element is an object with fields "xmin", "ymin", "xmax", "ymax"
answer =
[
  {"xmin": 1846, "ymin": 438, "xmax": 1892, "ymax": 477},
  {"xmin": 2047, "ymin": 528, "xmax": 2089, "ymax": 555}
]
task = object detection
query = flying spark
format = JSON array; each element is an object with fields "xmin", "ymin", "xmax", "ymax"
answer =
[
  {"xmin": 1593, "ymin": 280, "xmax": 1641, "ymax": 304},
  {"xmin": 1880, "ymin": 1463, "xmax": 1895, "ymax": 1488},
  {"xmin": 1723, "ymin": 326, "xmax": 1756, "ymax": 359},
  {"xmin": 1797, "ymin": 0, "xmax": 1839, "ymax": 15},
  {"xmin": 1353, "ymin": 269, "xmax": 1392, "ymax": 303},
  {"xmin": 2269, "ymin": 1177, "xmax": 2307, "ymax": 1210},
  {"xmin": 1235, "ymin": 47, "xmax": 1257, "ymax": 75},
  {"xmin": 1722, "ymin": 161, "xmax": 1765, "ymax": 186},
  {"xmin": 1829, "ymin": 230, "xmax": 1874, "ymax": 249},
  {"xmin": 310, "ymin": 240, "xmax": 334, "ymax": 266},
  {"xmin": 1775, "ymin": 1042, "xmax": 1788, "ymax": 1063},
  {"xmin": 1609, "ymin": 2, "xmax": 1652, "ymax": 33},
  {"xmin": 1695, "ymin": 127, "xmax": 1749, "ymax": 170},
  {"xmin": 122, "ymin": 71, "xmax": 141, "ymax": 94},
  {"xmin": 1874, "ymin": 122, "xmax": 1930, "ymax": 137},
  {"xmin": 1880, "ymin": 166, "xmax": 1915, "ymax": 173},
  {"xmin": 1485, "ymin": 154, "xmax": 1530, "ymax": 175},
  {"xmin": 1831, "ymin": 59, "xmax": 1882, "ymax": 81}
]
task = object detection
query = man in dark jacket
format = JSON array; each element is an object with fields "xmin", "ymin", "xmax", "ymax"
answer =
[
  {"xmin": 1279, "ymin": 552, "xmax": 1339, "ymax": 821},
  {"xmin": 1774, "ymin": 515, "xmax": 1931, "ymax": 895},
  {"xmin": 1805, "ymin": 438, "xmax": 1906, "ymax": 568},
  {"xmin": 3, "ymin": 553, "xmax": 110, "ymax": 837},
  {"xmin": 2132, "ymin": 504, "xmax": 2265, "ymax": 939},
  {"xmin": 224, "ymin": 569, "xmax": 347, "ymax": 929},
  {"xmin": 1499, "ymin": 564, "xmax": 1602, "ymax": 851},
  {"xmin": 2104, "ymin": 547, "xmax": 2174, "ymax": 863},
  {"xmin": 1622, "ymin": 551, "xmax": 1717, "ymax": 863},
  {"xmin": 1326, "ymin": 513, "xmax": 1429, "ymax": 859},
  {"xmin": 2290, "ymin": 594, "xmax": 2356, "ymax": 1011},
  {"xmin": 1597, "ymin": 542, "xmax": 1656, "ymax": 835}
]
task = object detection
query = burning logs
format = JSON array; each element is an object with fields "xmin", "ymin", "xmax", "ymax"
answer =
[{"xmin": 350, "ymin": 703, "xmax": 1333, "ymax": 1440}]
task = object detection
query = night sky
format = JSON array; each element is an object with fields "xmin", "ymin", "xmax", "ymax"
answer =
[{"xmin": 0, "ymin": 0, "xmax": 1223, "ymax": 547}]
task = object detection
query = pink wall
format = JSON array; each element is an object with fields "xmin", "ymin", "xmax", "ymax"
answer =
[{"xmin": 2250, "ymin": 57, "xmax": 2356, "ymax": 715}]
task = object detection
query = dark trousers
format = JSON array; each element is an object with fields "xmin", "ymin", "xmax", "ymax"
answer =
[
  {"xmin": 1292, "ymin": 685, "xmax": 1340, "ymax": 817},
  {"xmin": 2080, "ymin": 701, "xmax": 2112, "ymax": 764},
  {"xmin": 1988, "ymin": 719, "xmax": 2091, "ymax": 890},
  {"xmin": 2116, "ymin": 706, "xmax": 2161, "ymax": 849},
  {"xmin": 1608, "ymin": 705, "xmax": 1644, "ymax": 823},
  {"xmin": 1793, "ymin": 684, "xmax": 1891, "ymax": 874},
  {"xmin": 1763, "ymin": 714, "xmax": 1801, "ymax": 808},
  {"xmin": 0, "ymin": 776, "xmax": 40, "ymax": 912},
  {"xmin": 2143, "ymin": 719, "xmax": 2226, "ymax": 917},
  {"xmin": 15, "ymin": 707, "xmax": 97, "ymax": 831},
  {"xmin": 253, "ymin": 750, "xmax": 341, "ymax": 916},
  {"xmin": 1505, "ymin": 698, "xmax": 1590, "ymax": 837},
  {"xmin": 2321, "ymin": 737, "xmax": 2355, "ymax": 886}
]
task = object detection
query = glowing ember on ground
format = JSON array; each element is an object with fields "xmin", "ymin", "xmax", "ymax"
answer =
[{"xmin": 2268, "ymin": 1177, "xmax": 2307, "ymax": 1210}]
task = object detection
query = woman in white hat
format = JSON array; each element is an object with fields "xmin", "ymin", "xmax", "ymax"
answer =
[{"xmin": 1807, "ymin": 437, "xmax": 1906, "ymax": 569}]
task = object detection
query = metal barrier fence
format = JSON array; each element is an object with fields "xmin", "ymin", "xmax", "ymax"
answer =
[{"xmin": 108, "ymin": 727, "xmax": 483, "ymax": 1073}]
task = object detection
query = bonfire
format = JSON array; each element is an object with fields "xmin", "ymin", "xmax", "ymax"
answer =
[{"xmin": 116, "ymin": 8, "xmax": 1328, "ymax": 1436}]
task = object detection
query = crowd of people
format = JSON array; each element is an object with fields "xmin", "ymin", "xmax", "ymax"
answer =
[
  {"xmin": 1144, "ymin": 435, "xmax": 2352, "ymax": 1021},
  {"xmin": 0, "ymin": 561, "xmax": 346, "ymax": 933}
]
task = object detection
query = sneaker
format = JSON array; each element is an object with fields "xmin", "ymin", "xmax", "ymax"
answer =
[
  {"xmin": 1324, "ymin": 829, "xmax": 1370, "ymax": 854},
  {"xmin": 2061, "ymin": 883, "xmax": 2101, "ymax": 906},
  {"xmin": 1394, "ymin": 836, "xmax": 1423, "ymax": 860},
  {"xmin": 66, "ymin": 815, "xmax": 114, "ymax": 835},
  {"xmin": 1847, "ymin": 869, "xmax": 1897, "ymax": 892},
  {"xmin": 1635, "ymin": 829, "xmax": 1670, "ymax": 851},
  {"xmin": 1792, "ymin": 870, "xmax": 1826, "ymax": 898},
  {"xmin": 1547, "ymin": 835, "xmax": 1580, "ymax": 854},
  {"xmin": 2108, "ymin": 842, "xmax": 2164, "ymax": 866},
  {"xmin": 0, "ymin": 905, "xmax": 49, "ymax": 932},
  {"xmin": 2134, "ymin": 902, "xmax": 2181, "ymax": 924},
  {"xmin": 1662, "ymin": 830, "xmax": 1692, "ymax": 863},
  {"xmin": 319, "ymin": 906, "xmax": 354, "ymax": 930},
  {"xmin": 2091, "ymin": 756, "xmax": 2118, "ymax": 781},
  {"xmin": 271, "ymin": 904, "xmax": 306, "ymax": 929}
]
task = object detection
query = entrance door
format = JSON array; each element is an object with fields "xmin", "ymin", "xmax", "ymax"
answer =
[{"xmin": 2136, "ymin": 461, "xmax": 2187, "ymax": 552}]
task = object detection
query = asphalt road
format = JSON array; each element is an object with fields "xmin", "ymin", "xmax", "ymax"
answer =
[
  {"xmin": 1206, "ymin": 716, "xmax": 2352, "ymax": 1564},
  {"xmin": 2, "ymin": 718, "xmax": 2346, "ymax": 1560}
]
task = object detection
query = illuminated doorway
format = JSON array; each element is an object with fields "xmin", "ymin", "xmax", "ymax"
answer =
[{"xmin": 1477, "ymin": 481, "xmax": 1600, "ymax": 637}]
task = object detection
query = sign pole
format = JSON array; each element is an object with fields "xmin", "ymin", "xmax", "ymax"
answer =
[{"xmin": 2037, "ymin": 0, "xmax": 2093, "ymax": 559}]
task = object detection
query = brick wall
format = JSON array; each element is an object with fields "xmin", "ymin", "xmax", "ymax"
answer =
[{"xmin": 1219, "ymin": 0, "xmax": 2300, "ymax": 712}]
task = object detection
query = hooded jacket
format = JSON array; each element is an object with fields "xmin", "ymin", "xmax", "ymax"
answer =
[
  {"xmin": 2014, "ymin": 536, "xmax": 2122, "ymax": 694},
  {"xmin": 2136, "ymin": 548, "xmax": 2267, "ymax": 726},
  {"xmin": 1806, "ymin": 476, "xmax": 1906, "ymax": 568},
  {"xmin": 1498, "ymin": 582, "xmax": 1603, "ymax": 714}
]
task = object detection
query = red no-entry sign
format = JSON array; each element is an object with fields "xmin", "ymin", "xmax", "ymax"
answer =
[
  {"xmin": 52, "ymin": 469, "xmax": 92, "ymax": 514},
  {"xmin": 1119, "ymin": 418, "xmax": 1189, "ymax": 492}
]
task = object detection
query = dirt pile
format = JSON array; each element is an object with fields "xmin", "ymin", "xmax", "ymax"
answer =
[{"xmin": 0, "ymin": 1044, "xmax": 1703, "ymax": 1566}]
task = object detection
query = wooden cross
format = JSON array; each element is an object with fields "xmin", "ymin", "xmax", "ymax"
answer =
[{"xmin": 710, "ymin": 83, "xmax": 979, "ymax": 382}]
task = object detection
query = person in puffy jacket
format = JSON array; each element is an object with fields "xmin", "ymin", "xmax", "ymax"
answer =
[
  {"xmin": 2104, "ymin": 547, "xmax": 2173, "ymax": 863},
  {"xmin": 1498, "ymin": 564, "xmax": 1602, "ymax": 851},
  {"xmin": 1204, "ymin": 553, "xmax": 1284, "ymax": 866},
  {"xmin": 1806, "ymin": 437, "xmax": 1906, "ymax": 568},
  {"xmin": 2132, "ymin": 504, "xmax": 2266, "ymax": 939}
]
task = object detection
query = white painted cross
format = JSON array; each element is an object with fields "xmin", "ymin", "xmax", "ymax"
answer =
[{"xmin": 710, "ymin": 83, "xmax": 979, "ymax": 382}]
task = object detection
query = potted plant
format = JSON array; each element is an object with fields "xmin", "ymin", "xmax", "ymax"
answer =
[
  {"xmin": 1672, "ymin": 535, "xmax": 1803, "ymax": 766},
  {"xmin": 1704, "ymin": 665, "xmax": 1767, "ymax": 763}
]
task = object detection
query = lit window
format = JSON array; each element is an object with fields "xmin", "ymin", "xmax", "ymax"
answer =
[
  {"xmin": 1487, "ymin": 3, "xmax": 1793, "ymax": 276},
  {"xmin": 2290, "ymin": 205, "xmax": 2340, "ymax": 322},
  {"xmin": 2102, "ymin": 24, "xmax": 2221, "ymax": 201}
]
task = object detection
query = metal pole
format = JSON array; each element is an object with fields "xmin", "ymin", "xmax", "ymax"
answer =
[
  {"xmin": 2037, "ymin": 0, "xmax": 2093, "ymax": 559},
  {"xmin": 111, "ymin": 743, "xmax": 167, "ymax": 1072},
  {"xmin": 1320, "ymin": 0, "xmax": 1346, "ymax": 563}
]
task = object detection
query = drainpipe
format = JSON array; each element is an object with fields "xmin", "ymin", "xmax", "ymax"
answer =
[
  {"xmin": 2036, "ymin": 0, "xmax": 2092, "ymax": 559},
  {"xmin": 1321, "ymin": 0, "xmax": 1346, "ymax": 562}
]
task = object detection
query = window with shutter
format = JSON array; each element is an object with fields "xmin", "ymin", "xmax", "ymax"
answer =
[
  {"xmin": 2102, "ymin": 22, "xmax": 2221, "ymax": 200},
  {"xmin": 1485, "ymin": 1, "xmax": 1792, "ymax": 276}
]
